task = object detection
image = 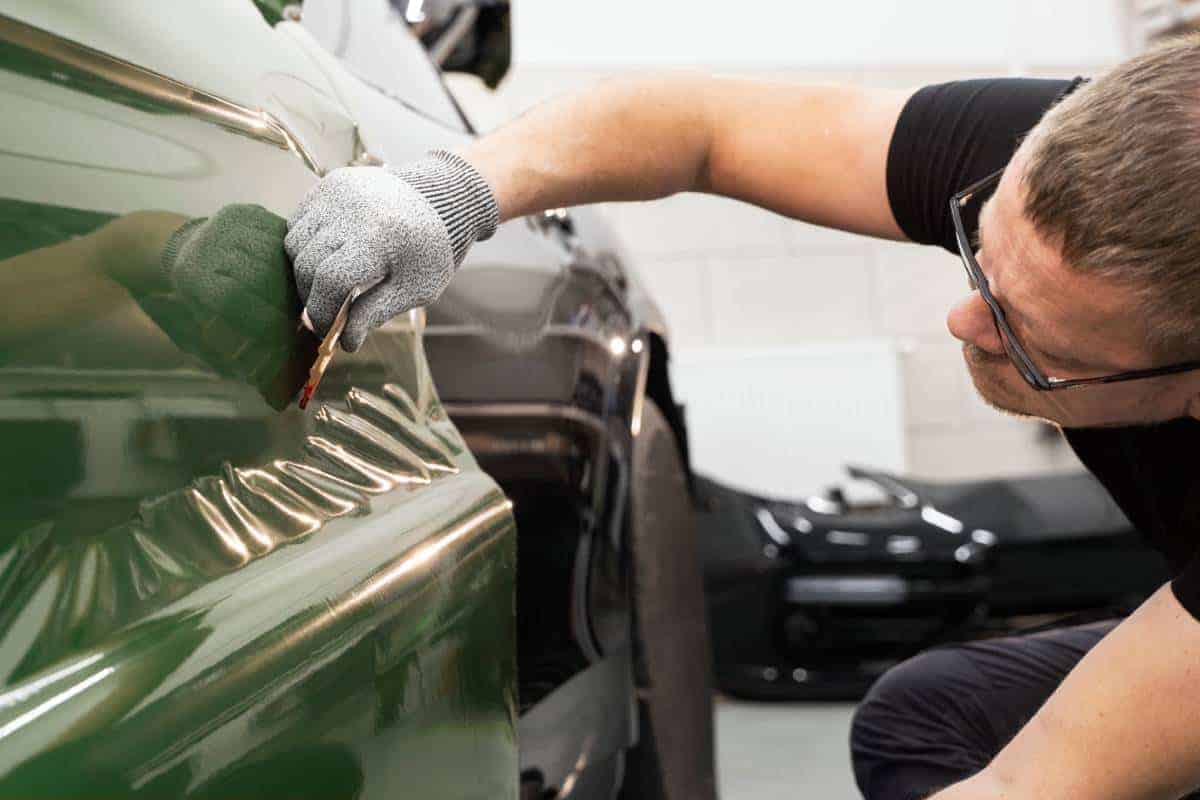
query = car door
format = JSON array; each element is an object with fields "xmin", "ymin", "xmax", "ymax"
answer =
[{"xmin": 0, "ymin": 3, "xmax": 517, "ymax": 797}]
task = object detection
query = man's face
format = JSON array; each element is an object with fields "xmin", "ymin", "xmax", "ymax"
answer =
[{"xmin": 945, "ymin": 148, "xmax": 1200, "ymax": 428}]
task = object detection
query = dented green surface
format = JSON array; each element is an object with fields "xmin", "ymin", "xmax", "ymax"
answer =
[{"xmin": 0, "ymin": 8, "xmax": 518, "ymax": 797}]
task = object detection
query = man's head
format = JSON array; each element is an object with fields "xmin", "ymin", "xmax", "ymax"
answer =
[{"xmin": 948, "ymin": 34, "xmax": 1200, "ymax": 428}]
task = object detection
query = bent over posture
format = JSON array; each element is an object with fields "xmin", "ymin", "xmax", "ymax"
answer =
[{"xmin": 286, "ymin": 36, "xmax": 1200, "ymax": 800}]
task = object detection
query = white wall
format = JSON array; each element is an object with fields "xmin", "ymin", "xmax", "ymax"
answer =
[
  {"xmin": 448, "ymin": 2, "xmax": 1131, "ymax": 493},
  {"xmin": 513, "ymin": 1, "xmax": 1128, "ymax": 71}
]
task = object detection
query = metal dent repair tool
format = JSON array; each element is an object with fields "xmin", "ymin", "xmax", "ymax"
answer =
[{"xmin": 298, "ymin": 280, "xmax": 380, "ymax": 409}]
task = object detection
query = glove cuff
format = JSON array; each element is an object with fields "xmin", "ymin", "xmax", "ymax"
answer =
[
  {"xmin": 390, "ymin": 150, "xmax": 499, "ymax": 268},
  {"xmin": 160, "ymin": 216, "xmax": 207, "ymax": 277}
]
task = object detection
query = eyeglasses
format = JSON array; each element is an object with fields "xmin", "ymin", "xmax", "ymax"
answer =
[{"xmin": 950, "ymin": 168, "xmax": 1200, "ymax": 390}]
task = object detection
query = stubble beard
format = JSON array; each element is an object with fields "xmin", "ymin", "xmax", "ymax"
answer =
[{"xmin": 961, "ymin": 344, "xmax": 1040, "ymax": 420}]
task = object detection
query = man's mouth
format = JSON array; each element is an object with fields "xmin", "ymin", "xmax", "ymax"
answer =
[
  {"xmin": 961, "ymin": 344, "xmax": 1035, "ymax": 418},
  {"xmin": 963, "ymin": 343, "xmax": 1008, "ymax": 369}
]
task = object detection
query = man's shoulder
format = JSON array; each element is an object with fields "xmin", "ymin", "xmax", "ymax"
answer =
[{"xmin": 887, "ymin": 77, "xmax": 1085, "ymax": 252}]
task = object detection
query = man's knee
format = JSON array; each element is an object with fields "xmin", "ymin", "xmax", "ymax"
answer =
[
  {"xmin": 851, "ymin": 648, "xmax": 992, "ymax": 800},
  {"xmin": 851, "ymin": 648, "xmax": 965, "ymax": 759}
]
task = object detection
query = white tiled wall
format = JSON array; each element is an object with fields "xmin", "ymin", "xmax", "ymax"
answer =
[{"xmin": 445, "ymin": 4, "xmax": 1132, "ymax": 487}]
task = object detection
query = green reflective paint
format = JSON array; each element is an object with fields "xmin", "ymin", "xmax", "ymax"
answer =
[{"xmin": 0, "ymin": 10, "xmax": 518, "ymax": 798}]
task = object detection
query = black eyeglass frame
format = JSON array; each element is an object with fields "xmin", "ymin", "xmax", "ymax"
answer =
[{"xmin": 949, "ymin": 168, "xmax": 1200, "ymax": 391}]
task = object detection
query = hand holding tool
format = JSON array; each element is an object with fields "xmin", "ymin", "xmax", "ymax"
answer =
[
  {"xmin": 299, "ymin": 281, "xmax": 377, "ymax": 409},
  {"xmin": 284, "ymin": 150, "xmax": 499, "ymax": 352}
]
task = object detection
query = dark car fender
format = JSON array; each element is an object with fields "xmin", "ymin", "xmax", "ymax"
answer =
[{"xmin": 423, "ymin": 205, "xmax": 699, "ymax": 794}]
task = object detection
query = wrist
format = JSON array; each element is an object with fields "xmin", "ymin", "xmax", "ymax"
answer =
[
  {"xmin": 389, "ymin": 150, "xmax": 499, "ymax": 267},
  {"xmin": 99, "ymin": 210, "xmax": 189, "ymax": 293}
]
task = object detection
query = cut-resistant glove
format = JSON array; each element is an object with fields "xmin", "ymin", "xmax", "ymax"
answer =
[
  {"xmin": 284, "ymin": 150, "xmax": 499, "ymax": 352},
  {"xmin": 121, "ymin": 204, "xmax": 314, "ymax": 408}
]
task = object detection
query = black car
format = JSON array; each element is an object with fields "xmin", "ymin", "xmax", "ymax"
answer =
[{"xmin": 699, "ymin": 467, "xmax": 1169, "ymax": 700}]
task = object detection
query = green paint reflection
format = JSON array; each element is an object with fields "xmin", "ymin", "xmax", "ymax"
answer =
[
  {"xmin": 0, "ymin": 199, "xmax": 316, "ymax": 408},
  {"xmin": 0, "ymin": 197, "xmax": 318, "ymax": 683}
]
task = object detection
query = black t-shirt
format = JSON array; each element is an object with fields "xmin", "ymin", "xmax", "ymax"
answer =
[{"xmin": 887, "ymin": 78, "xmax": 1200, "ymax": 620}]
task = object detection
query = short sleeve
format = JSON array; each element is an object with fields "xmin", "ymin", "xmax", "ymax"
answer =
[
  {"xmin": 886, "ymin": 78, "xmax": 1084, "ymax": 255},
  {"xmin": 1173, "ymin": 558, "xmax": 1200, "ymax": 619}
]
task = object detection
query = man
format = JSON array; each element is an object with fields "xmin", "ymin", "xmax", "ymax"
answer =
[{"xmin": 285, "ymin": 35, "xmax": 1200, "ymax": 800}]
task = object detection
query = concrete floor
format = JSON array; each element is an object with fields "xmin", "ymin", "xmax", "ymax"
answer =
[{"xmin": 716, "ymin": 699, "xmax": 860, "ymax": 799}]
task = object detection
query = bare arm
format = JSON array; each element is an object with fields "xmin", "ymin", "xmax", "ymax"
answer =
[
  {"xmin": 285, "ymin": 74, "xmax": 913, "ymax": 344},
  {"xmin": 932, "ymin": 585, "xmax": 1200, "ymax": 800},
  {"xmin": 0, "ymin": 212, "xmax": 178, "ymax": 353},
  {"xmin": 462, "ymin": 73, "xmax": 913, "ymax": 240}
]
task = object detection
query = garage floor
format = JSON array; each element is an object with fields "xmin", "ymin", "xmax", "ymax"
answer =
[{"xmin": 716, "ymin": 699, "xmax": 860, "ymax": 799}]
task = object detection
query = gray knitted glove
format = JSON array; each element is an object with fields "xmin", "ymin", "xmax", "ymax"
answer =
[{"xmin": 285, "ymin": 150, "xmax": 499, "ymax": 351}]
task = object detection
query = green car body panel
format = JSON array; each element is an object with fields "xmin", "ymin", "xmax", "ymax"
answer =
[{"xmin": 0, "ymin": 4, "xmax": 518, "ymax": 797}]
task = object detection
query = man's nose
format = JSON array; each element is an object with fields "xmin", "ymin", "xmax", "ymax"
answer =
[{"xmin": 947, "ymin": 292, "xmax": 1005, "ymax": 355}]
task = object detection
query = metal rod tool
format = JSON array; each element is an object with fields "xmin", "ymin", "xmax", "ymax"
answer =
[{"xmin": 298, "ymin": 282, "xmax": 377, "ymax": 409}]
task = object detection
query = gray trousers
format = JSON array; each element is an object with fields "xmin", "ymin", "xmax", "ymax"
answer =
[{"xmin": 849, "ymin": 620, "xmax": 1196, "ymax": 800}]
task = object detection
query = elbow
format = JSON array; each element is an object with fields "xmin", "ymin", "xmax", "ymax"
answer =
[
  {"xmin": 612, "ymin": 70, "xmax": 719, "ymax": 196},
  {"xmin": 933, "ymin": 768, "xmax": 1024, "ymax": 800}
]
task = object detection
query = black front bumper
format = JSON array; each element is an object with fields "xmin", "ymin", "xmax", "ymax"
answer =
[{"xmin": 698, "ymin": 469, "xmax": 1168, "ymax": 701}]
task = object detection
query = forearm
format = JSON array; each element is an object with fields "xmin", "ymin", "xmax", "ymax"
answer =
[
  {"xmin": 0, "ymin": 213, "xmax": 176, "ymax": 353},
  {"xmin": 462, "ymin": 72, "xmax": 717, "ymax": 222},
  {"xmin": 928, "ymin": 586, "xmax": 1200, "ymax": 800},
  {"xmin": 461, "ymin": 73, "xmax": 910, "ymax": 238},
  {"xmin": 0, "ymin": 235, "xmax": 125, "ymax": 353}
]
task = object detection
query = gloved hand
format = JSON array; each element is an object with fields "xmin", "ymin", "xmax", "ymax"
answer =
[
  {"xmin": 284, "ymin": 150, "xmax": 499, "ymax": 352},
  {"xmin": 118, "ymin": 204, "xmax": 315, "ymax": 409}
]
